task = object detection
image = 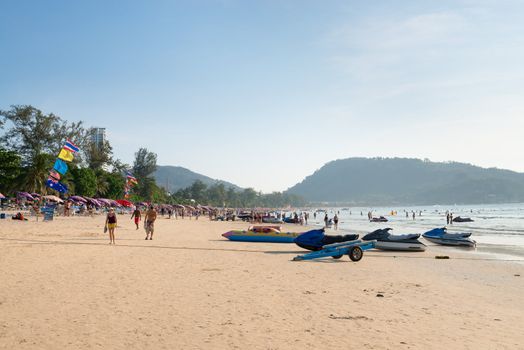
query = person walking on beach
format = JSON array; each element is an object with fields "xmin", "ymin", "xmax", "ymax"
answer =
[
  {"xmin": 105, "ymin": 208, "xmax": 117, "ymax": 244},
  {"xmin": 324, "ymin": 213, "xmax": 328, "ymax": 227},
  {"xmin": 333, "ymin": 214, "xmax": 339, "ymax": 230},
  {"xmin": 144, "ymin": 205, "xmax": 157, "ymax": 240},
  {"xmin": 131, "ymin": 207, "xmax": 141, "ymax": 230}
]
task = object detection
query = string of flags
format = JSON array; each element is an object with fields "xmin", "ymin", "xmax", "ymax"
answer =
[
  {"xmin": 46, "ymin": 139, "xmax": 80, "ymax": 193},
  {"xmin": 124, "ymin": 171, "xmax": 138, "ymax": 199}
]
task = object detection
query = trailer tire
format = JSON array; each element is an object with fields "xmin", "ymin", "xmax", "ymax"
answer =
[{"xmin": 348, "ymin": 246, "xmax": 363, "ymax": 262}]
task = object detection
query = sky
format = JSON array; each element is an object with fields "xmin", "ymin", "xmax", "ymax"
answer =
[{"xmin": 1, "ymin": 0, "xmax": 524, "ymax": 192}]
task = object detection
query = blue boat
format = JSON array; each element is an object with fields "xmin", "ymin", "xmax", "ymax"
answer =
[
  {"xmin": 222, "ymin": 225, "xmax": 301, "ymax": 243},
  {"xmin": 294, "ymin": 229, "xmax": 359, "ymax": 251},
  {"xmin": 422, "ymin": 228, "xmax": 476, "ymax": 247}
]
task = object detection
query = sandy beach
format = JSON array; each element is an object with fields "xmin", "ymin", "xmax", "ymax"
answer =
[{"xmin": 1, "ymin": 214, "xmax": 523, "ymax": 349}]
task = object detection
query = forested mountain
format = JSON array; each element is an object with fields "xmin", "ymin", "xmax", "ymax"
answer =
[
  {"xmin": 154, "ymin": 165, "xmax": 241, "ymax": 193},
  {"xmin": 286, "ymin": 157, "xmax": 524, "ymax": 205}
]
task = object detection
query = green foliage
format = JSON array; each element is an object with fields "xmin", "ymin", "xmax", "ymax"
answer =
[
  {"xmin": 286, "ymin": 157, "xmax": 524, "ymax": 205},
  {"xmin": 104, "ymin": 172, "xmax": 126, "ymax": 199},
  {"xmin": 71, "ymin": 167, "xmax": 98, "ymax": 197},
  {"xmin": 0, "ymin": 148, "xmax": 21, "ymax": 193},
  {"xmin": 0, "ymin": 105, "xmax": 83, "ymax": 165},
  {"xmin": 0, "ymin": 105, "xmax": 84, "ymax": 194},
  {"xmin": 153, "ymin": 165, "xmax": 241, "ymax": 193},
  {"xmin": 133, "ymin": 148, "xmax": 158, "ymax": 201},
  {"xmin": 84, "ymin": 135, "xmax": 113, "ymax": 170},
  {"xmin": 20, "ymin": 153, "xmax": 56, "ymax": 194},
  {"xmin": 173, "ymin": 181, "xmax": 306, "ymax": 208}
]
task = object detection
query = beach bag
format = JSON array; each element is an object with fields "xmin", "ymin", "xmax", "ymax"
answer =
[{"xmin": 104, "ymin": 225, "xmax": 108, "ymax": 233}]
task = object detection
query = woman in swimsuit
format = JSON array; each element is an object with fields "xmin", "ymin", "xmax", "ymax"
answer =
[{"xmin": 105, "ymin": 208, "xmax": 117, "ymax": 244}]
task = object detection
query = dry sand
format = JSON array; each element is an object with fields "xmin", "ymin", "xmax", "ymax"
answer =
[{"xmin": 0, "ymin": 214, "xmax": 523, "ymax": 349}]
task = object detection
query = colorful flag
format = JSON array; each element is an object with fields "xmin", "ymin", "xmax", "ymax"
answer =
[
  {"xmin": 46, "ymin": 179, "xmax": 68, "ymax": 193},
  {"xmin": 58, "ymin": 148, "xmax": 74, "ymax": 162},
  {"xmin": 49, "ymin": 170, "xmax": 61, "ymax": 181},
  {"xmin": 47, "ymin": 176, "xmax": 58, "ymax": 184},
  {"xmin": 63, "ymin": 139, "xmax": 80, "ymax": 153},
  {"xmin": 53, "ymin": 159, "xmax": 69, "ymax": 175},
  {"xmin": 126, "ymin": 172, "xmax": 138, "ymax": 185}
]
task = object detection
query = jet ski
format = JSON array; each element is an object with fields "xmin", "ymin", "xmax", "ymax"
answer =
[
  {"xmin": 370, "ymin": 216, "xmax": 388, "ymax": 222},
  {"xmin": 422, "ymin": 227, "xmax": 476, "ymax": 247},
  {"xmin": 294, "ymin": 229, "xmax": 359, "ymax": 251},
  {"xmin": 452, "ymin": 216, "xmax": 474, "ymax": 223},
  {"xmin": 362, "ymin": 228, "xmax": 426, "ymax": 251}
]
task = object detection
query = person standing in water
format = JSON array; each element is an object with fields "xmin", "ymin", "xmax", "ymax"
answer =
[
  {"xmin": 131, "ymin": 207, "xmax": 141, "ymax": 230},
  {"xmin": 333, "ymin": 214, "xmax": 339, "ymax": 230},
  {"xmin": 105, "ymin": 208, "xmax": 117, "ymax": 244}
]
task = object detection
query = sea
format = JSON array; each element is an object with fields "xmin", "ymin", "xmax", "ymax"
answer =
[{"xmin": 302, "ymin": 203, "xmax": 524, "ymax": 261}]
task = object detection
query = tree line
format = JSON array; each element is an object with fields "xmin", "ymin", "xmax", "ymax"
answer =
[
  {"xmin": 1, "ymin": 105, "xmax": 167, "ymax": 202},
  {"xmin": 1, "ymin": 105, "xmax": 306, "ymax": 208},
  {"xmin": 171, "ymin": 180, "xmax": 306, "ymax": 208}
]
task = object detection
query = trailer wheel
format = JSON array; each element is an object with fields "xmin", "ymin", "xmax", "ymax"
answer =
[
  {"xmin": 348, "ymin": 246, "xmax": 363, "ymax": 262},
  {"xmin": 332, "ymin": 255, "xmax": 343, "ymax": 259}
]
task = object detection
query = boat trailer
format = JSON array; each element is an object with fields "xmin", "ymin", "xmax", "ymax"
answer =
[{"xmin": 292, "ymin": 240, "xmax": 376, "ymax": 262}]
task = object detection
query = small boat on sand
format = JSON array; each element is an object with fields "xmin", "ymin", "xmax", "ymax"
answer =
[
  {"xmin": 362, "ymin": 228, "xmax": 426, "ymax": 251},
  {"xmin": 294, "ymin": 229, "xmax": 359, "ymax": 251},
  {"xmin": 422, "ymin": 227, "xmax": 476, "ymax": 247},
  {"xmin": 222, "ymin": 225, "xmax": 301, "ymax": 243}
]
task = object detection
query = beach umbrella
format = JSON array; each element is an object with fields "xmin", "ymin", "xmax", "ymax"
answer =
[
  {"xmin": 108, "ymin": 199, "xmax": 121, "ymax": 207},
  {"xmin": 116, "ymin": 199, "xmax": 133, "ymax": 207},
  {"xmin": 43, "ymin": 195, "xmax": 63, "ymax": 203},
  {"xmin": 69, "ymin": 195, "xmax": 87, "ymax": 203},
  {"xmin": 83, "ymin": 197, "xmax": 101, "ymax": 207},
  {"xmin": 0, "ymin": 193, "xmax": 5, "ymax": 199},
  {"xmin": 17, "ymin": 192, "xmax": 35, "ymax": 200},
  {"xmin": 95, "ymin": 198, "xmax": 112, "ymax": 206}
]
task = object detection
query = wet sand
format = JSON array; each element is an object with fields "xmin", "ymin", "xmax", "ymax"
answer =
[{"xmin": 0, "ymin": 215, "xmax": 523, "ymax": 349}]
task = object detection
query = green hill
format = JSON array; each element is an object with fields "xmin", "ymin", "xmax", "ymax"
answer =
[
  {"xmin": 285, "ymin": 157, "xmax": 524, "ymax": 205},
  {"xmin": 154, "ymin": 165, "xmax": 241, "ymax": 193}
]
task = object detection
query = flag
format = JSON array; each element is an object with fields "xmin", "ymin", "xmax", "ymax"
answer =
[
  {"xmin": 46, "ymin": 179, "xmax": 68, "ymax": 193},
  {"xmin": 63, "ymin": 139, "xmax": 80, "ymax": 153},
  {"xmin": 47, "ymin": 176, "xmax": 58, "ymax": 184},
  {"xmin": 49, "ymin": 170, "xmax": 61, "ymax": 181},
  {"xmin": 126, "ymin": 172, "xmax": 138, "ymax": 185},
  {"xmin": 53, "ymin": 159, "xmax": 69, "ymax": 175},
  {"xmin": 58, "ymin": 148, "xmax": 74, "ymax": 162}
]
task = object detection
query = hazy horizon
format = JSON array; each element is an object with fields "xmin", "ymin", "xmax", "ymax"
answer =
[{"xmin": 2, "ymin": 0, "xmax": 523, "ymax": 192}]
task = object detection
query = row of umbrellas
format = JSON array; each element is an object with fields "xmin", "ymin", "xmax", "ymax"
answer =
[{"xmin": 12, "ymin": 192, "xmax": 215, "ymax": 211}]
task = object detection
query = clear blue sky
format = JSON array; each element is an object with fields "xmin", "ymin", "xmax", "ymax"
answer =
[{"xmin": 2, "ymin": 0, "xmax": 523, "ymax": 192}]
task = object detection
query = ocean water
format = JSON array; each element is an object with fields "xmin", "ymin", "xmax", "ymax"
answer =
[{"xmin": 303, "ymin": 203, "xmax": 524, "ymax": 260}]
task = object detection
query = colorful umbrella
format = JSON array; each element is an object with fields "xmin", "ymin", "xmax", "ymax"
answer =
[
  {"xmin": 108, "ymin": 199, "xmax": 121, "ymax": 207},
  {"xmin": 69, "ymin": 195, "xmax": 87, "ymax": 203},
  {"xmin": 43, "ymin": 195, "xmax": 63, "ymax": 203},
  {"xmin": 95, "ymin": 198, "xmax": 112, "ymax": 206},
  {"xmin": 116, "ymin": 199, "xmax": 133, "ymax": 207},
  {"xmin": 0, "ymin": 193, "xmax": 5, "ymax": 199},
  {"xmin": 17, "ymin": 192, "xmax": 35, "ymax": 200}
]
